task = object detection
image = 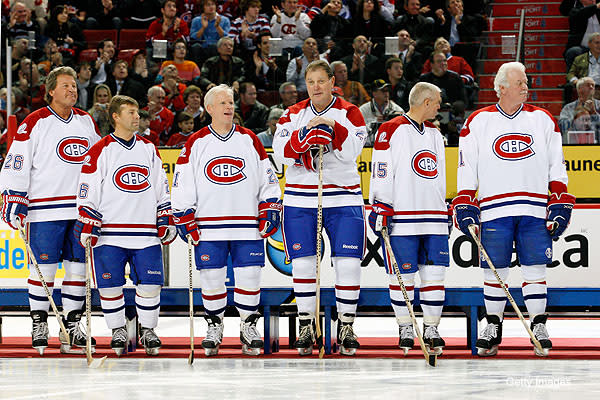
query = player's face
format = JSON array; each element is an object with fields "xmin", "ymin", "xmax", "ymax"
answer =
[
  {"xmin": 50, "ymin": 74, "xmax": 78, "ymax": 109},
  {"xmin": 501, "ymin": 68, "xmax": 528, "ymax": 106},
  {"xmin": 115, "ymin": 104, "xmax": 140, "ymax": 133},
  {"xmin": 306, "ymin": 68, "xmax": 334, "ymax": 107},
  {"xmin": 423, "ymin": 92, "xmax": 442, "ymax": 121},
  {"xmin": 207, "ymin": 91, "xmax": 235, "ymax": 124}
]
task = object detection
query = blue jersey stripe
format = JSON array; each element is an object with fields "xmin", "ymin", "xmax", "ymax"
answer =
[
  {"xmin": 102, "ymin": 305, "xmax": 126, "ymax": 314},
  {"xmin": 199, "ymin": 224, "xmax": 259, "ymax": 229},
  {"xmin": 481, "ymin": 199, "xmax": 547, "ymax": 211},
  {"xmin": 102, "ymin": 232, "xmax": 158, "ymax": 236},
  {"xmin": 28, "ymin": 203, "xmax": 77, "ymax": 211},
  {"xmin": 284, "ymin": 190, "xmax": 362, "ymax": 197},
  {"xmin": 392, "ymin": 218, "xmax": 448, "ymax": 224}
]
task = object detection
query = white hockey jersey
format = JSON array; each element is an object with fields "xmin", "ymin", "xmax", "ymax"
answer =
[
  {"xmin": 0, "ymin": 106, "xmax": 100, "ymax": 222},
  {"xmin": 171, "ymin": 124, "xmax": 281, "ymax": 241},
  {"xmin": 369, "ymin": 115, "xmax": 448, "ymax": 236},
  {"xmin": 270, "ymin": 12, "xmax": 311, "ymax": 49},
  {"xmin": 458, "ymin": 104, "xmax": 569, "ymax": 222},
  {"xmin": 77, "ymin": 134, "xmax": 170, "ymax": 249},
  {"xmin": 272, "ymin": 97, "xmax": 367, "ymax": 209}
]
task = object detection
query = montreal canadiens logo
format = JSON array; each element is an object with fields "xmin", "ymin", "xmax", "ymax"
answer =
[
  {"xmin": 56, "ymin": 137, "xmax": 90, "ymax": 164},
  {"xmin": 204, "ymin": 156, "xmax": 246, "ymax": 185},
  {"xmin": 493, "ymin": 133, "xmax": 535, "ymax": 161},
  {"xmin": 411, "ymin": 150, "xmax": 438, "ymax": 179},
  {"xmin": 112, "ymin": 164, "xmax": 151, "ymax": 193}
]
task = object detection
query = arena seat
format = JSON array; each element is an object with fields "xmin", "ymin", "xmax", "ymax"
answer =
[
  {"xmin": 83, "ymin": 29, "xmax": 118, "ymax": 50},
  {"xmin": 78, "ymin": 49, "xmax": 98, "ymax": 63},
  {"xmin": 118, "ymin": 29, "xmax": 148, "ymax": 51}
]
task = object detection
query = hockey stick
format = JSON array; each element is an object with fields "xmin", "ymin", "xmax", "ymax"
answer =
[
  {"xmin": 17, "ymin": 225, "xmax": 71, "ymax": 343},
  {"xmin": 381, "ymin": 227, "xmax": 437, "ymax": 367},
  {"xmin": 84, "ymin": 239, "xmax": 107, "ymax": 368},
  {"xmin": 315, "ymin": 144, "xmax": 325, "ymax": 359},
  {"xmin": 187, "ymin": 236, "xmax": 195, "ymax": 365},
  {"xmin": 468, "ymin": 225, "xmax": 546, "ymax": 356}
]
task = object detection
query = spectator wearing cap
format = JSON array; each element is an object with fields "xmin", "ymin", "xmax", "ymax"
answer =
[
  {"xmin": 159, "ymin": 38, "xmax": 201, "ymax": 85},
  {"xmin": 331, "ymin": 60, "xmax": 370, "ymax": 107},
  {"xmin": 332, "ymin": 86, "xmax": 345, "ymax": 98},
  {"xmin": 257, "ymin": 107, "xmax": 284, "ymax": 147},
  {"xmin": 235, "ymin": 82, "xmax": 270, "ymax": 133},
  {"xmin": 359, "ymin": 79, "xmax": 404, "ymax": 146},
  {"xmin": 385, "ymin": 57, "xmax": 411, "ymax": 111},
  {"xmin": 340, "ymin": 35, "xmax": 381, "ymax": 85}
]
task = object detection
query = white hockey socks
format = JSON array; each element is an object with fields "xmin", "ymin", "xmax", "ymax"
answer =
[
  {"xmin": 61, "ymin": 261, "xmax": 86, "ymax": 314},
  {"xmin": 483, "ymin": 267, "xmax": 509, "ymax": 320},
  {"xmin": 99, "ymin": 286, "xmax": 125, "ymax": 329},
  {"xmin": 388, "ymin": 272, "xmax": 415, "ymax": 325},
  {"xmin": 28, "ymin": 263, "xmax": 58, "ymax": 312},
  {"xmin": 233, "ymin": 266, "xmax": 261, "ymax": 320},
  {"xmin": 292, "ymin": 256, "xmax": 317, "ymax": 318},
  {"xmin": 333, "ymin": 257, "xmax": 361, "ymax": 316},
  {"xmin": 419, "ymin": 265, "xmax": 446, "ymax": 326},
  {"xmin": 521, "ymin": 264, "xmax": 547, "ymax": 321},
  {"xmin": 136, "ymin": 284, "xmax": 161, "ymax": 329},
  {"xmin": 199, "ymin": 267, "xmax": 227, "ymax": 319}
]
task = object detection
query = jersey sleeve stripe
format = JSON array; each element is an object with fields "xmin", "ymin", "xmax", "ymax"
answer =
[
  {"xmin": 30, "ymin": 195, "xmax": 77, "ymax": 203},
  {"xmin": 479, "ymin": 191, "xmax": 547, "ymax": 204}
]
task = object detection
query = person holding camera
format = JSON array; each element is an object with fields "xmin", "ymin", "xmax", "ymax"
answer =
[
  {"xmin": 359, "ymin": 79, "xmax": 405, "ymax": 146},
  {"xmin": 88, "ymin": 84, "xmax": 113, "ymax": 136}
]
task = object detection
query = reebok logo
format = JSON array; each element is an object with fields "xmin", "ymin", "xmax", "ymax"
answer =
[
  {"xmin": 147, "ymin": 270, "xmax": 162, "ymax": 275},
  {"xmin": 342, "ymin": 244, "xmax": 358, "ymax": 250},
  {"xmin": 250, "ymin": 252, "xmax": 264, "ymax": 256}
]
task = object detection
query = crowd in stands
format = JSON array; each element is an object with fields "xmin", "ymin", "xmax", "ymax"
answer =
[{"xmin": 1, "ymin": 0, "xmax": 491, "ymax": 151}]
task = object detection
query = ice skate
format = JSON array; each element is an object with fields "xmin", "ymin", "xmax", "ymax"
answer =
[
  {"xmin": 294, "ymin": 318, "xmax": 315, "ymax": 356},
  {"xmin": 398, "ymin": 324, "xmax": 414, "ymax": 355},
  {"xmin": 31, "ymin": 310, "xmax": 49, "ymax": 355},
  {"xmin": 476, "ymin": 315, "xmax": 503, "ymax": 357},
  {"xmin": 240, "ymin": 314, "xmax": 263, "ymax": 356},
  {"xmin": 202, "ymin": 315, "xmax": 224, "ymax": 356},
  {"xmin": 423, "ymin": 324, "xmax": 445, "ymax": 356},
  {"xmin": 337, "ymin": 314, "xmax": 360, "ymax": 356},
  {"xmin": 59, "ymin": 310, "xmax": 96, "ymax": 354},
  {"xmin": 111, "ymin": 326, "xmax": 127, "ymax": 356},
  {"xmin": 139, "ymin": 327, "xmax": 161, "ymax": 356},
  {"xmin": 531, "ymin": 314, "xmax": 552, "ymax": 357}
]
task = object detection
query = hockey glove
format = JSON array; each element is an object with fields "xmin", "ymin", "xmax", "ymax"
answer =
[
  {"xmin": 300, "ymin": 147, "xmax": 321, "ymax": 172},
  {"xmin": 289, "ymin": 124, "xmax": 334, "ymax": 153},
  {"xmin": 546, "ymin": 192, "xmax": 576, "ymax": 241},
  {"xmin": 452, "ymin": 191, "xmax": 480, "ymax": 238},
  {"xmin": 157, "ymin": 202, "xmax": 177, "ymax": 245},
  {"xmin": 1, "ymin": 190, "xmax": 28, "ymax": 230},
  {"xmin": 74, "ymin": 206, "xmax": 102, "ymax": 247},
  {"xmin": 173, "ymin": 208, "xmax": 200, "ymax": 245},
  {"xmin": 258, "ymin": 198, "xmax": 283, "ymax": 238},
  {"xmin": 368, "ymin": 201, "xmax": 394, "ymax": 235}
]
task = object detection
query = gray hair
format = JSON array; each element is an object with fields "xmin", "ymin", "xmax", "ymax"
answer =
[
  {"xmin": 217, "ymin": 36, "xmax": 234, "ymax": 48},
  {"xmin": 268, "ymin": 107, "xmax": 284, "ymax": 121},
  {"xmin": 576, "ymin": 76, "xmax": 595, "ymax": 90},
  {"xmin": 493, "ymin": 61, "xmax": 526, "ymax": 98},
  {"xmin": 204, "ymin": 84, "xmax": 234, "ymax": 107},
  {"xmin": 588, "ymin": 32, "xmax": 600, "ymax": 46},
  {"xmin": 330, "ymin": 60, "xmax": 345, "ymax": 71},
  {"xmin": 408, "ymin": 82, "xmax": 441, "ymax": 107},
  {"xmin": 147, "ymin": 85, "xmax": 165, "ymax": 98},
  {"xmin": 278, "ymin": 81, "xmax": 295, "ymax": 95}
]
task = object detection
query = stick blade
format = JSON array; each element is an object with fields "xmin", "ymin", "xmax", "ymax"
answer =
[
  {"xmin": 428, "ymin": 354, "xmax": 437, "ymax": 367},
  {"xmin": 188, "ymin": 351, "xmax": 194, "ymax": 365},
  {"xmin": 88, "ymin": 356, "xmax": 107, "ymax": 369}
]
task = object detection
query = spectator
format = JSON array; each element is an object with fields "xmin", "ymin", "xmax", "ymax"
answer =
[
  {"xmin": 331, "ymin": 60, "xmax": 371, "ymax": 106},
  {"xmin": 16, "ymin": 58, "xmax": 45, "ymax": 110},
  {"xmin": 45, "ymin": 5, "xmax": 86, "ymax": 64},
  {"xmin": 177, "ymin": 0, "xmax": 203, "ymax": 24},
  {"xmin": 257, "ymin": 107, "xmax": 283, "ymax": 147},
  {"xmin": 247, "ymin": 32, "xmax": 286, "ymax": 91},
  {"xmin": 12, "ymin": 0, "xmax": 47, "ymax": 34},
  {"xmin": 389, "ymin": 29, "xmax": 425, "ymax": 82},
  {"xmin": 76, "ymin": 62, "xmax": 96, "ymax": 110},
  {"xmin": 270, "ymin": 0, "xmax": 312, "ymax": 56},
  {"xmin": 286, "ymin": 37, "xmax": 327, "ymax": 92},
  {"xmin": 144, "ymin": 85, "xmax": 175, "ymax": 143},
  {"xmin": 0, "ymin": 87, "xmax": 29, "ymax": 125},
  {"xmin": 352, "ymin": 0, "xmax": 389, "ymax": 57},
  {"xmin": 340, "ymin": 35, "xmax": 381, "ymax": 85},
  {"xmin": 91, "ymin": 39, "xmax": 117, "ymax": 85},
  {"xmin": 559, "ymin": 76, "xmax": 600, "ymax": 142},
  {"xmin": 421, "ymin": 37, "xmax": 474, "ymax": 84},
  {"xmin": 190, "ymin": 0, "xmax": 231, "ymax": 65},
  {"xmin": 6, "ymin": 2, "xmax": 42, "ymax": 43},
  {"xmin": 359, "ymin": 79, "xmax": 404, "ymax": 145},
  {"xmin": 567, "ymin": 32, "xmax": 600, "ymax": 93},
  {"xmin": 166, "ymin": 111, "xmax": 196, "ymax": 147},
  {"xmin": 310, "ymin": 0, "xmax": 352, "ymax": 56},
  {"xmin": 419, "ymin": 50, "xmax": 466, "ymax": 105},
  {"xmin": 434, "ymin": 0, "xmax": 485, "ymax": 46},
  {"xmin": 183, "ymin": 84, "xmax": 211, "ymax": 130},
  {"xmin": 198, "ymin": 36, "xmax": 246, "ymax": 91},
  {"xmin": 229, "ymin": 0, "xmax": 271, "ymax": 61},
  {"xmin": 130, "ymin": 49, "xmax": 159, "ymax": 89},
  {"xmin": 159, "ymin": 38, "xmax": 201, "ymax": 84},
  {"xmin": 87, "ymin": 84, "xmax": 113, "ymax": 136},
  {"xmin": 122, "ymin": 0, "xmax": 162, "ymax": 28},
  {"xmin": 272, "ymin": 81, "xmax": 298, "ymax": 110},
  {"xmin": 146, "ymin": 0, "xmax": 191, "ymax": 53},
  {"xmin": 136, "ymin": 108, "xmax": 160, "ymax": 146},
  {"xmin": 7, "ymin": 37, "xmax": 29, "ymax": 83},
  {"xmin": 38, "ymin": 39, "xmax": 64, "ymax": 76},
  {"xmin": 560, "ymin": 0, "xmax": 583, "ymax": 16},
  {"xmin": 565, "ymin": 0, "xmax": 600, "ymax": 70},
  {"xmin": 217, "ymin": 0, "xmax": 241, "ymax": 21},
  {"xmin": 235, "ymin": 81, "xmax": 269, "ymax": 133},
  {"xmin": 85, "ymin": 0, "xmax": 124, "ymax": 30},
  {"xmin": 393, "ymin": 0, "xmax": 435, "ymax": 54},
  {"xmin": 106, "ymin": 59, "xmax": 147, "ymax": 105},
  {"xmin": 157, "ymin": 64, "xmax": 188, "ymax": 112}
]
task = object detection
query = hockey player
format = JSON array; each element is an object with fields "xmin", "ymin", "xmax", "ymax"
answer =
[
  {"xmin": 368, "ymin": 82, "xmax": 448, "ymax": 356},
  {"xmin": 171, "ymin": 84, "xmax": 282, "ymax": 356},
  {"xmin": 272, "ymin": 60, "xmax": 368, "ymax": 356},
  {"xmin": 75, "ymin": 95, "xmax": 175, "ymax": 356},
  {"xmin": 453, "ymin": 62, "xmax": 574, "ymax": 357},
  {"xmin": 0, "ymin": 66, "xmax": 101, "ymax": 355}
]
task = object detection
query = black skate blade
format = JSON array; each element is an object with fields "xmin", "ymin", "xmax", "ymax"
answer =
[{"xmin": 315, "ymin": 335, "xmax": 324, "ymax": 359}]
